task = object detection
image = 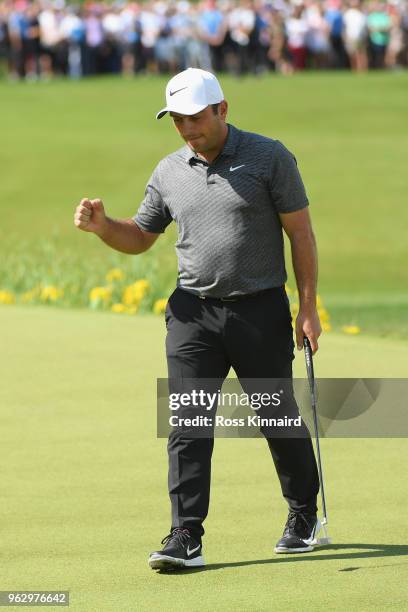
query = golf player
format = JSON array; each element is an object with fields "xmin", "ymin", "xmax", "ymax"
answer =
[{"xmin": 74, "ymin": 68, "xmax": 322, "ymax": 570}]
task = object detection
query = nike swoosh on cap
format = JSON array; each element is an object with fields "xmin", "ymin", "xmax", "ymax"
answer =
[
  {"xmin": 169, "ymin": 87, "xmax": 188, "ymax": 96},
  {"xmin": 230, "ymin": 164, "xmax": 245, "ymax": 172}
]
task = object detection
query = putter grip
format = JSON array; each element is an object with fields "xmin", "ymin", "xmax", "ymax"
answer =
[{"xmin": 303, "ymin": 336, "xmax": 315, "ymax": 380}]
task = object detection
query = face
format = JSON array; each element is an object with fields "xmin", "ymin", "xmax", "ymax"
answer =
[{"xmin": 170, "ymin": 101, "xmax": 228, "ymax": 154}]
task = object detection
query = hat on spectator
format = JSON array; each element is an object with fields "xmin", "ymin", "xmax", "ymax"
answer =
[{"xmin": 156, "ymin": 68, "xmax": 224, "ymax": 120}]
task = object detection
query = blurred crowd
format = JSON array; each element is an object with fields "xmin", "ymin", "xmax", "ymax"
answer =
[{"xmin": 1, "ymin": 0, "xmax": 408, "ymax": 81}]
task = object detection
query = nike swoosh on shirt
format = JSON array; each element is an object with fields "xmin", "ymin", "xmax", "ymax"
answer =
[
  {"xmin": 187, "ymin": 544, "xmax": 201, "ymax": 556},
  {"xmin": 169, "ymin": 87, "xmax": 188, "ymax": 96},
  {"xmin": 230, "ymin": 164, "xmax": 245, "ymax": 172}
]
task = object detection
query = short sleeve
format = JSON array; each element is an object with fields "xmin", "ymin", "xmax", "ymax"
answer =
[
  {"xmin": 132, "ymin": 165, "xmax": 173, "ymax": 234},
  {"xmin": 268, "ymin": 141, "xmax": 309, "ymax": 214}
]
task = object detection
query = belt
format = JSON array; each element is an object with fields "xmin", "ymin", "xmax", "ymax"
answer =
[{"xmin": 195, "ymin": 287, "xmax": 282, "ymax": 302}]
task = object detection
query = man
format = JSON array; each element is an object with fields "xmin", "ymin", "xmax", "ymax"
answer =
[{"xmin": 74, "ymin": 67, "xmax": 322, "ymax": 571}]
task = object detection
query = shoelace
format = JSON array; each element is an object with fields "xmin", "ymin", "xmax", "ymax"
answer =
[
  {"xmin": 286, "ymin": 511, "xmax": 313, "ymax": 537},
  {"xmin": 161, "ymin": 528, "xmax": 191, "ymax": 547}
]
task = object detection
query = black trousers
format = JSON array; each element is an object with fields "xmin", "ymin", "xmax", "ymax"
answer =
[{"xmin": 165, "ymin": 286, "xmax": 319, "ymax": 541}]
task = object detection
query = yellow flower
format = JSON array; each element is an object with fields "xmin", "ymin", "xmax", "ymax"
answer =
[
  {"xmin": 317, "ymin": 307, "xmax": 330, "ymax": 323},
  {"xmin": 0, "ymin": 290, "xmax": 16, "ymax": 304},
  {"xmin": 111, "ymin": 302, "xmax": 138, "ymax": 314},
  {"xmin": 89, "ymin": 286, "xmax": 112, "ymax": 303},
  {"xmin": 106, "ymin": 268, "xmax": 124, "ymax": 282},
  {"xmin": 40, "ymin": 286, "xmax": 63, "ymax": 302},
  {"xmin": 122, "ymin": 279, "xmax": 150, "ymax": 306},
  {"xmin": 322, "ymin": 322, "xmax": 332, "ymax": 332},
  {"xmin": 111, "ymin": 303, "xmax": 127, "ymax": 314},
  {"xmin": 134, "ymin": 279, "xmax": 149, "ymax": 292},
  {"xmin": 153, "ymin": 298, "xmax": 168, "ymax": 315},
  {"xmin": 342, "ymin": 325, "xmax": 361, "ymax": 335},
  {"xmin": 21, "ymin": 287, "xmax": 39, "ymax": 303}
]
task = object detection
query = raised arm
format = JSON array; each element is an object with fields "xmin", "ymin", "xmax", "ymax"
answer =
[{"xmin": 74, "ymin": 198, "xmax": 160, "ymax": 254}]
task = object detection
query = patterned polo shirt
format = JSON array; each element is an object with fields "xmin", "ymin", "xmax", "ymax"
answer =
[{"xmin": 133, "ymin": 123, "xmax": 309, "ymax": 298}]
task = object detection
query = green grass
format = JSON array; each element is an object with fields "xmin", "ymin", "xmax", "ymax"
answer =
[
  {"xmin": 1, "ymin": 74, "xmax": 408, "ymax": 610},
  {"xmin": 1, "ymin": 305, "xmax": 407, "ymax": 611},
  {"xmin": 1, "ymin": 72, "xmax": 408, "ymax": 336}
]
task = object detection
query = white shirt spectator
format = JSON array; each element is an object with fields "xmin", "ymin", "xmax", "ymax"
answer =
[
  {"xmin": 285, "ymin": 16, "xmax": 308, "ymax": 48},
  {"xmin": 119, "ymin": 6, "xmax": 138, "ymax": 44},
  {"xmin": 139, "ymin": 9, "xmax": 162, "ymax": 48},
  {"xmin": 39, "ymin": 9, "xmax": 62, "ymax": 46},
  {"xmin": 343, "ymin": 7, "xmax": 366, "ymax": 42},
  {"xmin": 228, "ymin": 7, "xmax": 255, "ymax": 45},
  {"xmin": 102, "ymin": 10, "xmax": 123, "ymax": 38},
  {"xmin": 304, "ymin": 4, "xmax": 330, "ymax": 52}
]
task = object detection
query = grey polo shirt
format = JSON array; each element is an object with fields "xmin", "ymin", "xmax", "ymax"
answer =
[{"xmin": 133, "ymin": 123, "xmax": 309, "ymax": 298}]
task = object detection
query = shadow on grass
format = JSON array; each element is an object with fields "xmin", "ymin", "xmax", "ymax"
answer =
[{"xmin": 155, "ymin": 543, "xmax": 408, "ymax": 574}]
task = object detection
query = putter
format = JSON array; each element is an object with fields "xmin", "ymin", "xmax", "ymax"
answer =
[{"xmin": 303, "ymin": 336, "xmax": 331, "ymax": 545}]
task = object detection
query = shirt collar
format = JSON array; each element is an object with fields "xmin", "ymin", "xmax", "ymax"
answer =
[{"xmin": 183, "ymin": 123, "xmax": 240, "ymax": 165}]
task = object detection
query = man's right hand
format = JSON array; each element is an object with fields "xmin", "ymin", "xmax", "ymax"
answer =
[
  {"xmin": 73, "ymin": 198, "xmax": 160, "ymax": 254},
  {"xmin": 74, "ymin": 198, "xmax": 107, "ymax": 235}
]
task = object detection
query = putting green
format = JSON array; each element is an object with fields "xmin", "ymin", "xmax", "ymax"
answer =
[{"xmin": 1, "ymin": 305, "xmax": 407, "ymax": 611}]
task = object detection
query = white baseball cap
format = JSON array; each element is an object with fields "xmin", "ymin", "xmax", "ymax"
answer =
[{"xmin": 156, "ymin": 68, "xmax": 224, "ymax": 120}]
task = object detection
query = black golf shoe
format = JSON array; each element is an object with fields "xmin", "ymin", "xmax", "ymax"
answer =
[
  {"xmin": 274, "ymin": 511, "xmax": 320, "ymax": 553},
  {"xmin": 148, "ymin": 528, "xmax": 205, "ymax": 570}
]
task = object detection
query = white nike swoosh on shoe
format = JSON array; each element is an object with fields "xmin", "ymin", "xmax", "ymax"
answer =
[
  {"xmin": 230, "ymin": 164, "xmax": 245, "ymax": 172},
  {"xmin": 187, "ymin": 544, "xmax": 201, "ymax": 556}
]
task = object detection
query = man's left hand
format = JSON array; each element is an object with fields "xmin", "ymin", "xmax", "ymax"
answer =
[{"xmin": 295, "ymin": 307, "xmax": 322, "ymax": 354}]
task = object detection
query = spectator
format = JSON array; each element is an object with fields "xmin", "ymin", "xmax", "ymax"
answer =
[
  {"xmin": 118, "ymin": 2, "xmax": 140, "ymax": 76},
  {"xmin": 173, "ymin": 2, "xmax": 212, "ymax": 70},
  {"xmin": 83, "ymin": 4, "xmax": 104, "ymax": 76},
  {"xmin": 1, "ymin": 0, "xmax": 407, "ymax": 80},
  {"xmin": 0, "ymin": 2, "xmax": 11, "ymax": 76},
  {"xmin": 343, "ymin": 0, "xmax": 368, "ymax": 71},
  {"xmin": 199, "ymin": 0, "xmax": 227, "ymax": 71},
  {"xmin": 138, "ymin": 1, "xmax": 162, "ymax": 73},
  {"xmin": 8, "ymin": 0, "xmax": 28, "ymax": 79},
  {"xmin": 285, "ymin": 3, "xmax": 308, "ymax": 71},
  {"xmin": 325, "ymin": 0, "xmax": 349, "ymax": 68},
  {"xmin": 24, "ymin": 1, "xmax": 41, "ymax": 80},
  {"xmin": 401, "ymin": 2, "xmax": 408, "ymax": 66},
  {"xmin": 228, "ymin": 0, "xmax": 256, "ymax": 74},
  {"xmin": 155, "ymin": 6, "xmax": 178, "ymax": 73},
  {"xmin": 38, "ymin": 3, "xmax": 64, "ymax": 79},
  {"xmin": 60, "ymin": 5, "xmax": 85, "ymax": 79},
  {"xmin": 367, "ymin": 1, "xmax": 391, "ymax": 68},
  {"xmin": 268, "ymin": 8, "xmax": 292, "ymax": 74},
  {"xmin": 305, "ymin": 0, "xmax": 331, "ymax": 69},
  {"xmin": 102, "ymin": 3, "xmax": 123, "ymax": 74},
  {"xmin": 385, "ymin": 2, "xmax": 404, "ymax": 68},
  {"xmin": 250, "ymin": 0, "xmax": 273, "ymax": 74}
]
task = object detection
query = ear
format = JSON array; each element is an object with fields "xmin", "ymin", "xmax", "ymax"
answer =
[{"xmin": 219, "ymin": 100, "xmax": 228, "ymax": 121}]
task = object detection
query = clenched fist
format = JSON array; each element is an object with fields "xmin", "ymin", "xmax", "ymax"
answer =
[{"xmin": 74, "ymin": 198, "xmax": 107, "ymax": 235}]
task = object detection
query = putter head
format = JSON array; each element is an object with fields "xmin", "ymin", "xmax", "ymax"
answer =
[{"xmin": 311, "ymin": 518, "xmax": 332, "ymax": 546}]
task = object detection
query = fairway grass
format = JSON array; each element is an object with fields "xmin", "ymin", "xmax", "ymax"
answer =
[
  {"xmin": 1, "ymin": 71, "xmax": 408, "ymax": 338},
  {"xmin": 1, "ymin": 305, "xmax": 407, "ymax": 611}
]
